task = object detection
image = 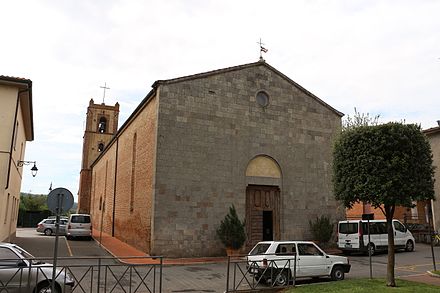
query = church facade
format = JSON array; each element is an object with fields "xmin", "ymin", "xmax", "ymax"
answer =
[{"xmin": 79, "ymin": 60, "xmax": 345, "ymax": 257}]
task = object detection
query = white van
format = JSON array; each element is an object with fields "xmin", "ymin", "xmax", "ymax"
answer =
[
  {"xmin": 66, "ymin": 214, "xmax": 92, "ymax": 240},
  {"xmin": 337, "ymin": 219, "xmax": 415, "ymax": 255}
]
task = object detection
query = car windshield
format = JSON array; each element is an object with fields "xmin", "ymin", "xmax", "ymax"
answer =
[
  {"xmin": 13, "ymin": 245, "xmax": 43, "ymax": 265},
  {"xmin": 249, "ymin": 243, "xmax": 271, "ymax": 255}
]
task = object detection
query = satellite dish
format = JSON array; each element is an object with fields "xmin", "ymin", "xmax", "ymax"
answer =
[{"xmin": 47, "ymin": 187, "xmax": 74, "ymax": 214}]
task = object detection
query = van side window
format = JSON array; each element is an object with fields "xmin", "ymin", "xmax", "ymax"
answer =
[
  {"xmin": 362, "ymin": 222, "xmax": 387, "ymax": 234},
  {"xmin": 394, "ymin": 221, "xmax": 406, "ymax": 232}
]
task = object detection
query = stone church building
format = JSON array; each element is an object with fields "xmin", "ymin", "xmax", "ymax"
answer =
[{"xmin": 78, "ymin": 60, "xmax": 345, "ymax": 257}]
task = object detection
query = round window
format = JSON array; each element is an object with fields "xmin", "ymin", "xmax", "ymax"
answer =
[{"xmin": 256, "ymin": 91, "xmax": 269, "ymax": 107}]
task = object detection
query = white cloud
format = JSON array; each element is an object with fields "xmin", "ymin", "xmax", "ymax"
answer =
[{"xmin": 2, "ymin": 0, "xmax": 440, "ymax": 195}]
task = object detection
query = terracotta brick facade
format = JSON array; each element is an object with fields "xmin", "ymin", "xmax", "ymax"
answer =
[{"xmin": 90, "ymin": 96, "xmax": 157, "ymax": 253}]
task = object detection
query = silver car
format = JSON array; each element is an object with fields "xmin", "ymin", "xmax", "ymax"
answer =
[
  {"xmin": 36, "ymin": 218, "xmax": 68, "ymax": 236},
  {"xmin": 0, "ymin": 242, "xmax": 74, "ymax": 292}
]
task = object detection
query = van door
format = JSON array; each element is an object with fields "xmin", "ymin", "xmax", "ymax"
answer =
[
  {"xmin": 393, "ymin": 220, "xmax": 407, "ymax": 246},
  {"xmin": 338, "ymin": 221, "xmax": 360, "ymax": 250}
]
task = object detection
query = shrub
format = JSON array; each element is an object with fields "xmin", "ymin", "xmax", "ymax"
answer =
[
  {"xmin": 216, "ymin": 205, "xmax": 246, "ymax": 249},
  {"xmin": 309, "ymin": 215, "xmax": 334, "ymax": 244}
]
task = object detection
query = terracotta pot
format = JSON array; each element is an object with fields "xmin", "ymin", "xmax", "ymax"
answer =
[{"xmin": 226, "ymin": 247, "xmax": 241, "ymax": 257}]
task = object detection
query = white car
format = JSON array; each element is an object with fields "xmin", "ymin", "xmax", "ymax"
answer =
[
  {"xmin": 0, "ymin": 242, "xmax": 74, "ymax": 292},
  {"xmin": 247, "ymin": 241, "xmax": 350, "ymax": 286}
]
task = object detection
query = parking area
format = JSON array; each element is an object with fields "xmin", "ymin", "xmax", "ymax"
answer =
[{"xmin": 10, "ymin": 228, "xmax": 440, "ymax": 292}]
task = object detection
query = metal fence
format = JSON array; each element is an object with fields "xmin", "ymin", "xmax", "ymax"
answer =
[
  {"xmin": 0, "ymin": 256, "xmax": 162, "ymax": 293},
  {"xmin": 225, "ymin": 255, "xmax": 295, "ymax": 292}
]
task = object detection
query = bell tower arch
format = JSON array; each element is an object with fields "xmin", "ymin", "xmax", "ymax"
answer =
[{"xmin": 78, "ymin": 99, "xmax": 119, "ymax": 213}]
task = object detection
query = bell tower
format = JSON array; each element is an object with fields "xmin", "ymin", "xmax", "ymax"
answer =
[{"xmin": 78, "ymin": 98, "xmax": 119, "ymax": 213}]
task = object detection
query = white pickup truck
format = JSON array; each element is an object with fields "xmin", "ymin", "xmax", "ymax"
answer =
[{"xmin": 247, "ymin": 241, "xmax": 351, "ymax": 286}]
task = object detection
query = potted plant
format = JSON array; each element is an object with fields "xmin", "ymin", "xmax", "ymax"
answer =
[
  {"xmin": 309, "ymin": 215, "xmax": 334, "ymax": 248},
  {"xmin": 216, "ymin": 205, "xmax": 246, "ymax": 256}
]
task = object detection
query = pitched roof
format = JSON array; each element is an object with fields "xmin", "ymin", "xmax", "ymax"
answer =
[
  {"xmin": 153, "ymin": 60, "xmax": 343, "ymax": 117},
  {"xmin": 423, "ymin": 126, "xmax": 440, "ymax": 135},
  {"xmin": 0, "ymin": 75, "xmax": 34, "ymax": 141}
]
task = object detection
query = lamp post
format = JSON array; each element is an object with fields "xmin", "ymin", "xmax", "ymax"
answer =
[{"xmin": 17, "ymin": 160, "xmax": 38, "ymax": 177}]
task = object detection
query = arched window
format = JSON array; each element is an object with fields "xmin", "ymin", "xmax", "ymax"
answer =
[
  {"xmin": 98, "ymin": 117, "xmax": 107, "ymax": 133},
  {"xmin": 98, "ymin": 143, "xmax": 104, "ymax": 152}
]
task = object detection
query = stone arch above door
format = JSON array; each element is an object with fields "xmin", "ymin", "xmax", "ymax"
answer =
[
  {"xmin": 245, "ymin": 155, "xmax": 282, "ymax": 250},
  {"xmin": 245, "ymin": 155, "xmax": 282, "ymax": 186}
]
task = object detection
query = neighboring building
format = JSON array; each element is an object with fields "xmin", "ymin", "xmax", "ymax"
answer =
[
  {"xmin": 424, "ymin": 124, "xmax": 440, "ymax": 230},
  {"xmin": 346, "ymin": 201, "xmax": 428, "ymax": 225},
  {"xmin": 79, "ymin": 60, "xmax": 345, "ymax": 257},
  {"xmin": 0, "ymin": 76, "xmax": 34, "ymax": 242}
]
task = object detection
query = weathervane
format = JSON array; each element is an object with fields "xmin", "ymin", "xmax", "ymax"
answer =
[
  {"xmin": 100, "ymin": 82, "xmax": 110, "ymax": 104},
  {"xmin": 257, "ymin": 38, "xmax": 268, "ymax": 61}
]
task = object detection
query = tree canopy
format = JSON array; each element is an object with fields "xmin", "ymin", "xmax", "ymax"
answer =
[
  {"xmin": 342, "ymin": 107, "xmax": 380, "ymax": 131},
  {"xmin": 333, "ymin": 122, "xmax": 435, "ymax": 287},
  {"xmin": 333, "ymin": 123, "xmax": 435, "ymax": 209},
  {"xmin": 19, "ymin": 193, "xmax": 49, "ymax": 212}
]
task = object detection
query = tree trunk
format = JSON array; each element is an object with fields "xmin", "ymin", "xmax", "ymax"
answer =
[{"xmin": 385, "ymin": 204, "xmax": 396, "ymax": 287}]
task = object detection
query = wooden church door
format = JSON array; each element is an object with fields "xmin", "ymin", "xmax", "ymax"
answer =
[{"xmin": 246, "ymin": 185, "xmax": 280, "ymax": 251}]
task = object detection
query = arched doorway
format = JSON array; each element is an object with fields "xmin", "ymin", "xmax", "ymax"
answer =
[{"xmin": 245, "ymin": 155, "xmax": 281, "ymax": 250}]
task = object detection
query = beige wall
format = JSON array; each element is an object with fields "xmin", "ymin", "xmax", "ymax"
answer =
[
  {"xmin": 90, "ymin": 95, "xmax": 158, "ymax": 253},
  {"xmin": 0, "ymin": 84, "xmax": 29, "ymax": 242}
]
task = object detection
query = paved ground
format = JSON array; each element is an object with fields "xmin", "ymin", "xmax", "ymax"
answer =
[{"xmin": 11, "ymin": 228, "xmax": 440, "ymax": 292}]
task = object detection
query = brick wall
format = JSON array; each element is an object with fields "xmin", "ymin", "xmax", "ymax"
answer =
[{"xmin": 90, "ymin": 96, "xmax": 157, "ymax": 254}]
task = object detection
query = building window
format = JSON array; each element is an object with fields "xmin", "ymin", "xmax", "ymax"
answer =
[
  {"xmin": 98, "ymin": 117, "xmax": 107, "ymax": 133},
  {"xmin": 256, "ymin": 91, "xmax": 270, "ymax": 107},
  {"xmin": 130, "ymin": 133, "xmax": 137, "ymax": 213},
  {"xmin": 98, "ymin": 143, "xmax": 104, "ymax": 152}
]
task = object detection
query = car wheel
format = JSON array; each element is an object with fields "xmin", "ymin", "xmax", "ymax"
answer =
[
  {"xmin": 44, "ymin": 229, "xmax": 53, "ymax": 236},
  {"xmin": 330, "ymin": 266, "xmax": 345, "ymax": 281},
  {"xmin": 254, "ymin": 275, "xmax": 267, "ymax": 285},
  {"xmin": 405, "ymin": 240, "xmax": 414, "ymax": 252},
  {"xmin": 36, "ymin": 280, "xmax": 60, "ymax": 293},
  {"xmin": 367, "ymin": 243, "xmax": 375, "ymax": 256},
  {"xmin": 274, "ymin": 270, "xmax": 289, "ymax": 286}
]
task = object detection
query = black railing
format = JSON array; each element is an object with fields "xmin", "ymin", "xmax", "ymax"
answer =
[
  {"xmin": 0, "ymin": 256, "xmax": 162, "ymax": 293},
  {"xmin": 225, "ymin": 254, "xmax": 296, "ymax": 292}
]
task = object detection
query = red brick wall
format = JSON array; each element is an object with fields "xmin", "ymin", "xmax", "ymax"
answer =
[
  {"xmin": 346, "ymin": 201, "xmax": 428, "ymax": 224},
  {"xmin": 90, "ymin": 96, "xmax": 157, "ymax": 254}
]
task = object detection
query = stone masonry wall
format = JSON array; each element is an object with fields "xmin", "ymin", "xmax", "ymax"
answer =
[{"xmin": 152, "ymin": 63, "xmax": 344, "ymax": 257}]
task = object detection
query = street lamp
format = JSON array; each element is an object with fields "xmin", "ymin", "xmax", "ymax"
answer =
[{"xmin": 17, "ymin": 160, "xmax": 38, "ymax": 177}]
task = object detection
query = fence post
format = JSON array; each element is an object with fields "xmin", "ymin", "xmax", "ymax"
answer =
[
  {"xmin": 160, "ymin": 257, "xmax": 163, "ymax": 293},
  {"xmin": 225, "ymin": 256, "xmax": 230, "ymax": 292},
  {"xmin": 97, "ymin": 257, "xmax": 101, "ymax": 293}
]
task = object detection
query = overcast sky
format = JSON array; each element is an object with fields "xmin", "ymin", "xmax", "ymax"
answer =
[{"xmin": 2, "ymin": 0, "xmax": 440, "ymax": 198}]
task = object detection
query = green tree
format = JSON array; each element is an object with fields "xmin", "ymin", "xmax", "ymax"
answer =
[
  {"xmin": 19, "ymin": 194, "xmax": 49, "ymax": 211},
  {"xmin": 333, "ymin": 123, "xmax": 435, "ymax": 287},
  {"xmin": 343, "ymin": 107, "xmax": 380, "ymax": 131},
  {"xmin": 216, "ymin": 205, "xmax": 246, "ymax": 250}
]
